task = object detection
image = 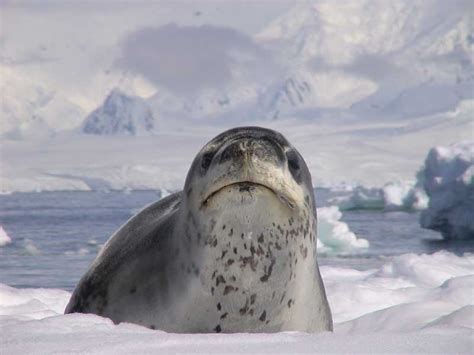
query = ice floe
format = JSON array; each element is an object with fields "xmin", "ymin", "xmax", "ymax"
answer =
[
  {"xmin": 0, "ymin": 226, "xmax": 12, "ymax": 247},
  {"xmin": 420, "ymin": 141, "xmax": 474, "ymax": 239},
  {"xmin": 329, "ymin": 182, "xmax": 428, "ymax": 212},
  {"xmin": 317, "ymin": 206, "xmax": 369, "ymax": 254}
]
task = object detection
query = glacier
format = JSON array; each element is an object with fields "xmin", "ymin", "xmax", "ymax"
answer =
[{"xmin": 419, "ymin": 141, "xmax": 474, "ymax": 239}]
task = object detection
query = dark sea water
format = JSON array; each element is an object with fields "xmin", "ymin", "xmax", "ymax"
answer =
[{"xmin": 1, "ymin": 190, "xmax": 473, "ymax": 291}]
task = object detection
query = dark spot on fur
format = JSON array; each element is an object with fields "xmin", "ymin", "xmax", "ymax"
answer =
[
  {"xmin": 239, "ymin": 299, "xmax": 249, "ymax": 315},
  {"xmin": 214, "ymin": 325, "xmax": 222, "ymax": 333},
  {"xmin": 150, "ymin": 325, "xmax": 156, "ymax": 330},
  {"xmin": 250, "ymin": 244, "xmax": 256, "ymax": 255},
  {"xmin": 258, "ymin": 233, "xmax": 264, "ymax": 243},
  {"xmin": 259, "ymin": 311, "xmax": 266, "ymax": 322},
  {"xmin": 227, "ymin": 259, "xmax": 234, "ymax": 266},
  {"xmin": 217, "ymin": 303, "xmax": 222, "ymax": 311},
  {"xmin": 216, "ymin": 275, "xmax": 226, "ymax": 286},
  {"xmin": 241, "ymin": 233, "xmax": 244, "ymax": 239},
  {"xmin": 211, "ymin": 287, "xmax": 215, "ymax": 295},
  {"xmin": 260, "ymin": 258, "xmax": 275, "ymax": 282},
  {"xmin": 233, "ymin": 247, "xmax": 238, "ymax": 254},
  {"xmin": 288, "ymin": 299, "xmax": 294, "ymax": 308},
  {"xmin": 220, "ymin": 312, "xmax": 228, "ymax": 319},
  {"xmin": 221, "ymin": 250, "xmax": 228, "ymax": 259},
  {"xmin": 239, "ymin": 256, "xmax": 258, "ymax": 271},
  {"xmin": 223, "ymin": 285, "xmax": 236, "ymax": 295},
  {"xmin": 250, "ymin": 294, "xmax": 257, "ymax": 305},
  {"xmin": 228, "ymin": 228, "xmax": 233, "ymax": 236},
  {"xmin": 300, "ymin": 245, "xmax": 308, "ymax": 259},
  {"xmin": 222, "ymin": 225, "xmax": 226, "ymax": 230}
]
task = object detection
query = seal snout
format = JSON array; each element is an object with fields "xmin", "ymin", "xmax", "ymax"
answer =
[{"xmin": 217, "ymin": 135, "xmax": 285, "ymax": 167}]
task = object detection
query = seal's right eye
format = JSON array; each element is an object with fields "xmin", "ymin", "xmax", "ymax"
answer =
[{"xmin": 201, "ymin": 151, "xmax": 215, "ymax": 172}]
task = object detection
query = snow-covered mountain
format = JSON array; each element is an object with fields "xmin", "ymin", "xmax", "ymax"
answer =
[
  {"xmin": 140, "ymin": 0, "xmax": 473, "ymax": 122},
  {"xmin": 81, "ymin": 89, "xmax": 155, "ymax": 136},
  {"xmin": 255, "ymin": 0, "xmax": 473, "ymax": 120},
  {"xmin": 0, "ymin": 67, "xmax": 85, "ymax": 139},
  {"xmin": 2, "ymin": 0, "xmax": 472, "ymax": 136}
]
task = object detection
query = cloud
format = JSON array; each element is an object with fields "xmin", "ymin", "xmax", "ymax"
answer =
[{"xmin": 117, "ymin": 24, "xmax": 272, "ymax": 95}]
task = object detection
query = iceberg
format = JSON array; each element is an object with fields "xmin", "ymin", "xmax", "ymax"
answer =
[
  {"xmin": 0, "ymin": 226, "xmax": 12, "ymax": 247},
  {"xmin": 419, "ymin": 141, "xmax": 474, "ymax": 239},
  {"xmin": 317, "ymin": 206, "xmax": 369, "ymax": 254},
  {"xmin": 329, "ymin": 182, "xmax": 428, "ymax": 212}
]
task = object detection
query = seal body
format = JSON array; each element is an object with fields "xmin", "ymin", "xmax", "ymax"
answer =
[{"xmin": 65, "ymin": 126, "xmax": 333, "ymax": 333}]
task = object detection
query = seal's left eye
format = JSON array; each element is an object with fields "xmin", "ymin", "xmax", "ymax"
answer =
[
  {"xmin": 286, "ymin": 150, "xmax": 301, "ymax": 181},
  {"xmin": 201, "ymin": 151, "xmax": 215, "ymax": 172}
]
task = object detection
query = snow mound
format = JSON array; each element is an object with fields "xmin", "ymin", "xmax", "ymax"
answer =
[
  {"xmin": 317, "ymin": 206, "xmax": 369, "ymax": 253},
  {"xmin": 419, "ymin": 141, "xmax": 474, "ymax": 239},
  {"xmin": 329, "ymin": 182, "xmax": 428, "ymax": 211},
  {"xmin": 82, "ymin": 89, "xmax": 155, "ymax": 136},
  {"xmin": 324, "ymin": 251, "xmax": 474, "ymax": 327},
  {"xmin": 1, "ymin": 251, "xmax": 472, "ymax": 353},
  {"xmin": 0, "ymin": 226, "xmax": 12, "ymax": 247}
]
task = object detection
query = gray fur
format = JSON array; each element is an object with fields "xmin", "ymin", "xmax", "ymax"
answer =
[{"xmin": 65, "ymin": 126, "xmax": 333, "ymax": 333}]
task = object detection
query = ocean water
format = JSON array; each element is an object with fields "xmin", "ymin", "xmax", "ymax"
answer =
[{"xmin": 1, "ymin": 190, "xmax": 473, "ymax": 291}]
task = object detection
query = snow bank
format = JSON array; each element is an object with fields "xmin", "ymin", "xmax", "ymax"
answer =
[
  {"xmin": 329, "ymin": 182, "xmax": 428, "ymax": 211},
  {"xmin": 1, "ymin": 251, "xmax": 472, "ymax": 353},
  {"xmin": 317, "ymin": 206, "xmax": 369, "ymax": 254},
  {"xmin": 420, "ymin": 141, "xmax": 474, "ymax": 239},
  {"xmin": 0, "ymin": 226, "xmax": 12, "ymax": 247}
]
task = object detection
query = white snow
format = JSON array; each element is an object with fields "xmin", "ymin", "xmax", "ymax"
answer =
[
  {"xmin": 0, "ymin": 226, "xmax": 12, "ymax": 247},
  {"xmin": 330, "ymin": 182, "xmax": 428, "ymax": 211},
  {"xmin": 419, "ymin": 141, "xmax": 474, "ymax": 239},
  {"xmin": 1, "ymin": 251, "xmax": 472, "ymax": 354},
  {"xmin": 317, "ymin": 206, "xmax": 369, "ymax": 253}
]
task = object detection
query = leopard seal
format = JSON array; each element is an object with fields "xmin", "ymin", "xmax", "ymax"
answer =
[{"xmin": 65, "ymin": 126, "xmax": 333, "ymax": 333}]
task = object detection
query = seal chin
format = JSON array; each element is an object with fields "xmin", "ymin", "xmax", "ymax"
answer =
[{"xmin": 201, "ymin": 181, "xmax": 296, "ymax": 210}]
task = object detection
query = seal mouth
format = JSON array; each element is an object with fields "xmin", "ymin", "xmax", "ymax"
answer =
[{"xmin": 201, "ymin": 181, "xmax": 296, "ymax": 209}]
